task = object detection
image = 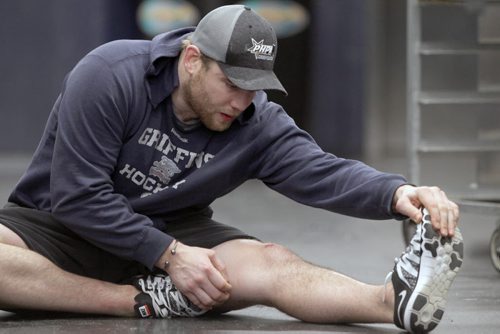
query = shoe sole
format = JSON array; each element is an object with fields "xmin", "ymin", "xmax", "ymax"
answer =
[{"xmin": 405, "ymin": 210, "xmax": 464, "ymax": 333}]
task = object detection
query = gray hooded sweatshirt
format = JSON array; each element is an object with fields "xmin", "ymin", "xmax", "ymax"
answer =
[{"xmin": 9, "ymin": 28, "xmax": 407, "ymax": 269}]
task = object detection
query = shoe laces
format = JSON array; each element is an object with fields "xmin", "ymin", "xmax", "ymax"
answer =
[
  {"xmin": 383, "ymin": 223, "xmax": 423, "ymax": 302},
  {"xmin": 396, "ymin": 222, "xmax": 423, "ymax": 269},
  {"xmin": 138, "ymin": 274, "xmax": 201, "ymax": 318}
]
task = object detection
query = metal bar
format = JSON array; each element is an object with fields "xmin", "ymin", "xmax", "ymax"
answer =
[{"xmin": 407, "ymin": 0, "xmax": 422, "ymax": 185}]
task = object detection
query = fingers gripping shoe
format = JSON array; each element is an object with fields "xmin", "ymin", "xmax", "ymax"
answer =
[
  {"xmin": 133, "ymin": 273, "xmax": 206, "ymax": 318},
  {"xmin": 389, "ymin": 208, "xmax": 464, "ymax": 333}
]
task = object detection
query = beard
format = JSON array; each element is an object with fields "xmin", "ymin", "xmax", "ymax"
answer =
[{"xmin": 182, "ymin": 70, "xmax": 233, "ymax": 132}]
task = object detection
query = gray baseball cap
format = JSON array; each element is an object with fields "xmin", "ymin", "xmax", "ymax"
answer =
[{"xmin": 190, "ymin": 5, "xmax": 287, "ymax": 95}]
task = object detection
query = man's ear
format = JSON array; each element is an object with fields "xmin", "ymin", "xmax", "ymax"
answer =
[{"xmin": 183, "ymin": 45, "xmax": 203, "ymax": 75}]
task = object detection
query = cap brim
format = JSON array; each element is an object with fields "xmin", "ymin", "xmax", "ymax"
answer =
[{"xmin": 218, "ymin": 62, "xmax": 287, "ymax": 95}]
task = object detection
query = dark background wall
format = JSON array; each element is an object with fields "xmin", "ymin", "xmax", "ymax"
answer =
[
  {"xmin": 0, "ymin": 0, "xmax": 142, "ymax": 152},
  {"xmin": 307, "ymin": 0, "xmax": 365, "ymax": 158},
  {"xmin": 0, "ymin": 0, "xmax": 368, "ymax": 157}
]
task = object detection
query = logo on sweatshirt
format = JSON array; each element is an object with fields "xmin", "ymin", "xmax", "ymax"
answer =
[
  {"xmin": 149, "ymin": 156, "xmax": 181, "ymax": 185},
  {"xmin": 118, "ymin": 127, "xmax": 217, "ymax": 196}
]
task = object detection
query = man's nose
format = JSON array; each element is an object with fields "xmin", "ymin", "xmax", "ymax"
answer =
[{"xmin": 231, "ymin": 90, "xmax": 256, "ymax": 112}]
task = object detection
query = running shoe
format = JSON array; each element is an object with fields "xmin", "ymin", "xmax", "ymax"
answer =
[
  {"xmin": 133, "ymin": 273, "xmax": 206, "ymax": 318},
  {"xmin": 388, "ymin": 208, "xmax": 464, "ymax": 333}
]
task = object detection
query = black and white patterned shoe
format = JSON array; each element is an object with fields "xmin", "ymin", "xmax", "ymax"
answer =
[
  {"xmin": 389, "ymin": 208, "xmax": 464, "ymax": 333},
  {"xmin": 133, "ymin": 273, "xmax": 206, "ymax": 318}
]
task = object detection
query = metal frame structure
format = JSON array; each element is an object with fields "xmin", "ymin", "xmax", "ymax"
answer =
[{"xmin": 405, "ymin": 0, "xmax": 500, "ymax": 271}]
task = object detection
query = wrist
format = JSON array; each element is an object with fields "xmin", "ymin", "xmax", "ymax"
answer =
[
  {"xmin": 163, "ymin": 239, "xmax": 180, "ymax": 273},
  {"xmin": 392, "ymin": 184, "xmax": 415, "ymax": 212}
]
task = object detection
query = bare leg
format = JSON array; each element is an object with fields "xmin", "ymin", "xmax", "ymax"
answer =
[
  {"xmin": 213, "ymin": 239, "xmax": 394, "ymax": 324},
  {"xmin": 0, "ymin": 225, "xmax": 395, "ymax": 322},
  {"xmin": 0, "ymin": 225, "xmax": 137, "ymax": 316},
  {"xmin": 0, "ymin": 224, "xmax": 27, "ymax": 248}
]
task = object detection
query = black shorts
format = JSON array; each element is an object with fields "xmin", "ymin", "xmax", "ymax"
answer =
[{"xmin": 0, "ymin": 203, "xmax": 258, "ymax": 283}]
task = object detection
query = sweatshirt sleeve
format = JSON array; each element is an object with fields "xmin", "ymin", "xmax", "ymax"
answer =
[
  {"xmin": 254, "ymin": 105, "xmax": 408, "ymax": 220},
  {"xmin": 50, "ymin": 54, "xmax": 172, "ymax": 269}
]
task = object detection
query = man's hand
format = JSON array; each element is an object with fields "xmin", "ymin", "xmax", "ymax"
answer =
[
  {"xmin": 155, "ymin": 241, "xmax": 231, "ymax": 310},
  {"xmin": 392, "ymin": 184, "xmax": 459, "ymax": 237}
]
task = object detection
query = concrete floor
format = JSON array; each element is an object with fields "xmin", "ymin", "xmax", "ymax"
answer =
[{"xmin": 0, "ymin": 155, "xmax": 499, "ymax": 333}]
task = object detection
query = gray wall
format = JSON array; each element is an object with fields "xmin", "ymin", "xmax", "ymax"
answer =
[{"xmin": 365, "ymin": 0, "xmax": 407, "ymax": 160}]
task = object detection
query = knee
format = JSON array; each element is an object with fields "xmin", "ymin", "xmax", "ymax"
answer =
[{"xmin": 259, "ymin": 243, "xmax": 301, "ymax": 267}]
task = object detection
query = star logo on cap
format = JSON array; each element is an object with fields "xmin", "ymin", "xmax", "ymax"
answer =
[{"xmin": 247, "ymin": 38, "xmax": 274, "ymax": 61}]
